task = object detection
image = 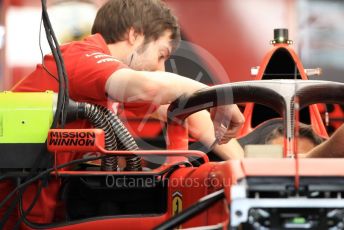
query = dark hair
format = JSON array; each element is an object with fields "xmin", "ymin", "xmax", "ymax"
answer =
[
  {"xmin": 91, "ymin": 0, "xmax": 180, "ymax": 51},
  {"xmin": 265, "ymin": 123, "xmax": 324, "ymax": 146}
]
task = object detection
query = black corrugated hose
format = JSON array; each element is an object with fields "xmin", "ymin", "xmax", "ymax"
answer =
[{"xmin": 81, "ymin": 103, "xmax": 142, "ymax": 171}]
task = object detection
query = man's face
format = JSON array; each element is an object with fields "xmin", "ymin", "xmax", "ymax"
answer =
[{"xmin": 128, "ymin": 30, "xmax": 173, "ymax": 71}]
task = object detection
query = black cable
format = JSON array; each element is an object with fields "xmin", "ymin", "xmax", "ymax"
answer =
[
  {"xmin": 0, "ymin": 177, "xmax": 44, "ymax": 229},
  {"xmin": 41, "ymin": 0, "xmax": 69, "ymax": 128},
  {"xmin": 163, "ymin": 161, "xmax": 192, "ymax": 179},
  {"xmin": 41, "ymin": 9, "xmax": 65, "ymax": 128},
  {"xmin": 13, "ymin": 181, "xmax": 44, "ymax": 230},
  {"xmin": 39, "ymin": 16, "xmax": 58, "ymax": 82},
  {"xmin": 0, "ymin": 143, "xmax": 52, "ymax": 227},
  {"xmin": 0, "ymin": 155, "xmax": 105, "ymax": 212},
  {"xmin": 0, "ymin": 178, "xmax": 20, "ymax": 229},
  {"xmin": 0, "ymin": 197, "xmax": 18, "ymax": 228}
]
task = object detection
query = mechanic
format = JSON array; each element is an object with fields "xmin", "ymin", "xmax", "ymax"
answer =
[
  {"xmin": 13, "ymin": 0, "xmax": 244, "ymax": 161},
  {"xmin": 265, "ymin": 123, "xmax": 324, "ymax": 154},
  {"xmin": 264, "ymin": 122, "xmax": 344, "ymax": 158},
  {"xmin": 1, "ymin": 0, "xmax": 244, "ymax": 228}
]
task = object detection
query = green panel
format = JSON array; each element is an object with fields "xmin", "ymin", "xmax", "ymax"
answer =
[{"xmin": 0, "ymin": 91, "xmax": 54, "ymax": 143}]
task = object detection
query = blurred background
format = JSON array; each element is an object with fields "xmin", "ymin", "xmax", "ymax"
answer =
[{"xmin": 0, "ymin": 0, "xmax": 344, "ymax": 131}]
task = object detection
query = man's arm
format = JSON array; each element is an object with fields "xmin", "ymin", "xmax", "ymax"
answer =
[
  {"xmin": 105, "ymin": 68, "xmax": 206, "ymax": 104},
  {"xmin": 305, "ymin": 124, "xmax": 344, "ymax": 158},
  {"xmin": 106, "ymin": 68, "xmax": 245, "ymax": 145},
  {"xmin": 151, "ymin": 105, "xmax": 245, "ymax": 160}
]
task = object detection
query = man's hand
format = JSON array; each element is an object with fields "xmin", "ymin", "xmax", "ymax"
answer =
[{"xmin": 210, "ymin": 105, "xmax": 245, "ymax": 144}]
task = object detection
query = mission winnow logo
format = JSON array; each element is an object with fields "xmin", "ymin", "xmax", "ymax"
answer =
[{"xmin": 49, "ymin": 131, "xmax": 96, "ymax": 146}]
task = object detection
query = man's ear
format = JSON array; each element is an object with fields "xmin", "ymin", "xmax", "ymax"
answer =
[{"xmin": 128, "ymin": 27, "xmax": 138, "ymax": 46}]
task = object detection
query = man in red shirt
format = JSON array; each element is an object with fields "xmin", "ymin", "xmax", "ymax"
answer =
[
  {"xmin": 1, "ymin": 0, "xmax": 245, "ymax": 228},
  {"xmin": 13, "ymin": 1, "xmax": 245, "ymax": 161}
]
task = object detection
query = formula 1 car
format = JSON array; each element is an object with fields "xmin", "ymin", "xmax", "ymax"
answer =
[{"xmin": 1, "ymin": 28, "xmax": 344, "ymax": 230}]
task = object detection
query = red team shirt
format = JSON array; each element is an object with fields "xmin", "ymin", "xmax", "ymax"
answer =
[
  {"xmin": 13, "ymin": 33, "xmax": 123, "ymax": 103},
  {"xmin": 1, "ymin": 34, "xmax": 155, "ymax": 228}
]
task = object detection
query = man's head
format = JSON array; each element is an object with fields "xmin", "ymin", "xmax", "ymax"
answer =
[
  {"xmin": 92, "ymin": 0, "xmax": 180, "ymax": 71},
  {"xmin": 265, "ymin": 123, "xmax": 324, "ymax": 153}
]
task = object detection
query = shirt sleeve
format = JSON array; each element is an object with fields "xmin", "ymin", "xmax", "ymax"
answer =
[{"xmin": 69, "ymin": 51, "xmax": 127, "ymax": 102}]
